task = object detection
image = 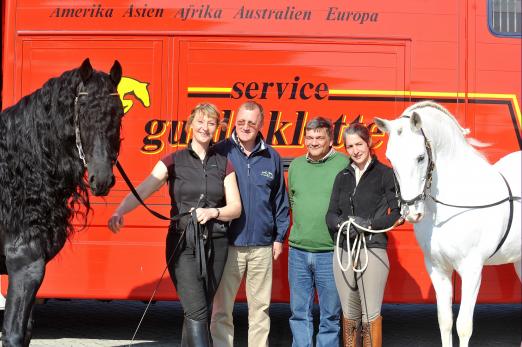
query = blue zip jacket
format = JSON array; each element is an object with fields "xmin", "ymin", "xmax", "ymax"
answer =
[{"xmin": 214, "ymin": 132, "xmax": 290, "ymax": 246}]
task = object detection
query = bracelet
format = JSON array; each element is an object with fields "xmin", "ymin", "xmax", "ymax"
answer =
[{"xmin": 215, "ymin": 208, "xmax": 220, "ymax": 219}]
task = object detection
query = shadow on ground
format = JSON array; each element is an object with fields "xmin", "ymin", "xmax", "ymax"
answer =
[{"xmin": 0, "ymin": 300, "xmax": 519, "ymax": 346}]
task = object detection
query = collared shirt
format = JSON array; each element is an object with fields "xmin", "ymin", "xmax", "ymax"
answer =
[
  {"xmin": 231, "ymin": 131, "xmax": 266, "ymax": 156},
  {"xmin": 306, "ymin": 147, "xmax": 336, "ymax": 164},
  {"xmin": 351, "ymin": 157, "xmax": 372, "ymax": 186}
]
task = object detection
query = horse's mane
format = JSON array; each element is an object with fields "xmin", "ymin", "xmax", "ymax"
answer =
[
  {"xmin": 0, "ymin": 68, "xmax": 90, "ymax": 258},
  {"xmin": 404, "ymin": 101, "xmax": 470, "ymax": 136},
  {"xmin": 403, "ymin": 100, "xmax": 487, "ymax": 161}
]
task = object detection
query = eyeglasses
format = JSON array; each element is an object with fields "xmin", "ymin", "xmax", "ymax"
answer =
[{"xmin": 236, "ymin": 120, "xmax": 258, "ymax": 128}]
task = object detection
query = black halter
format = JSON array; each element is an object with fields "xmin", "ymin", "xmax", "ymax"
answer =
[
  {"xmin": 73, "ymin": 81, "xmax": 120, "ymax": 167},
  {"xmin": 396, "ymin": 115, "xmax": 520, "ymax": 258},
  {"xmin": 74, "ymin": 82, "xmax": 89, "ymax": 167}
]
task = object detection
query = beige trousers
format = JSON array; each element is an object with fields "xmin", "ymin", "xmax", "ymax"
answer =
[
  {"xmin": 210, "ymin": 245, "xmax": 273, "ymax": 347},
  {"xmin": 333, "ymin": 246, "xmax": 389, "ymax": 322}
]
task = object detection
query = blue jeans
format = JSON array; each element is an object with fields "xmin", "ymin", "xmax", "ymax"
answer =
[{"xmin": 288, "ymin": 247, "xmax": 341, "ymax": 347}]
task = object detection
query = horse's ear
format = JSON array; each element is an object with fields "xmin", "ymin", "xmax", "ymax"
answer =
[
  {"xmin": 110, "ymin": 60, "xmax": 122, "ymax": 85},
  {"xmin": 79, "ymin": 58, "xmax": 93, "ymax": 83},
  {"xmin": 374, "ymin": 118, "xmax": 389, "ymax": 133},
  {"xmin": 411, "ymin": 112, "xmax": 422, "ymax": 130}
]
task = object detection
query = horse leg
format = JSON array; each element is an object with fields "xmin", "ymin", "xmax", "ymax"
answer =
[
  {"xmin": 428, "ymin": 263, "xmax": 454, "ymax": 347},
  {"xmin": 2, "ymin": 244, "xmax": 45, "ymax": 347},
  {"xmin": 22, "ymin": 306, "xmax": 35, "ymax": 347},
  {"xmin": 455, "ymin": 265, "xmax": 482, "ymax": 347}
]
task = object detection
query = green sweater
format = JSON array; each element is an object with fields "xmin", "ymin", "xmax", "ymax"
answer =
[{"xmin": 288, "ymin": 151, "xmax": 349, "ymax": 252}]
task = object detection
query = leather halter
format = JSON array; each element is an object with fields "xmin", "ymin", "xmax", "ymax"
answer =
[
  {"xmin": 397, "ymin": 115, "xmax": 436, "ymax": 209},
  {"xmin": 73, "ymin": 81, "xmax": 119, "ymax": 167}
]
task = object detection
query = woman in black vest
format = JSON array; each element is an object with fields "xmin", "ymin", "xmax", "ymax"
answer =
[{"xmin": 108, "ymin": 103, "xmax": 241, "ymax": 346}]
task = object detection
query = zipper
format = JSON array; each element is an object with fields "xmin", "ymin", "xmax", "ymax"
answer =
[
  {"xmin": 354, "ymin": 163, "xmax": 374, "ymax": 241},
  {"xmin": 202, "ymin": 156, "xmax": 208, "ymax": 206},
  {"xmin": 350, "ymin": 186, "xmax": 357, "ymax": 215},
  {"xmin": 350, "ymin": 163, "xmax": 372, "ymax": 214},
  {"xmin": 246, "ymin": 157, "xmax": 252, "ymax": 244}
]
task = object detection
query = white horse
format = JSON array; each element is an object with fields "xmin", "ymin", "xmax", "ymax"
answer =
[{"xmin": 374, "ymin": 101, "xmax": 521, "ymax": 347}]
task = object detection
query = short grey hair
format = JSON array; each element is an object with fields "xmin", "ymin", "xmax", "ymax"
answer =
[
  {"xmin": 238, "ymin": 101, "xmax": 264, "ymax": 123},
  {"xmin": 305, "ymin": 116, "xmax": 333, "ymax": 138}
]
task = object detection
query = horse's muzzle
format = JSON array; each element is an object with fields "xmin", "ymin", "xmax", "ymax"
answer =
[
  {"xmin": 89, "ymin": 174, "xmax": 115, "ymax": 196},
  {"xmin": 406, "ymin": 212, "xmax": 424, "ymax": 223},
  {"xmin": 402, "ymin": 203, "xmax": 425, "ymax": 223}
]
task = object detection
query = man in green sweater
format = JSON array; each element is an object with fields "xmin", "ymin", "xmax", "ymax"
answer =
[{"xmin": 288, "ymin": 117, "xmax": 349, "ymax": 347}]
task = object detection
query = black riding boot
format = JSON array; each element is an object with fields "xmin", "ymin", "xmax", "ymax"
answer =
[{"xmin": 181, "ymin": 317, "xmax": 211, "ymax": 347}]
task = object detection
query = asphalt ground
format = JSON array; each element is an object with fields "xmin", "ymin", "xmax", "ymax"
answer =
[{"xmin": 1, "ymin": 300, "xmax": 519, "ymax": 346}]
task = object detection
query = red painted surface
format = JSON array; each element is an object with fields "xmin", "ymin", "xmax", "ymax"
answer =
[{"xmin": 1, "ymin": 0, "xmax": 520, "ymax": 304}]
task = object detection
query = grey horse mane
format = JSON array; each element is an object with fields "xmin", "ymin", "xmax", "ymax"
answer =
[
  {"xmin": 403, "ymin": 100, "xmax": 489, "ymax": 161},
  {"xmin": 403, "ymin": 100, "xmax": 471, "ymax": 136}
]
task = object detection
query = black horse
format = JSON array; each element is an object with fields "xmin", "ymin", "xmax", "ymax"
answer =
[{"xmin": 0, "ymin": 59, "xmax": 123, "ymax": 347}]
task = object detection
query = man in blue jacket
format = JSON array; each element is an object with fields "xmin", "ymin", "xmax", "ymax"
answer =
[{"xmin": 211, "ymin": 101, "xmax": 290, "ymax": 347}]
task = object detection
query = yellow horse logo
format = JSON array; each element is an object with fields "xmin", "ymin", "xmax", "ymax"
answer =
[{"xmin": 117, "ymin": 77, "xmax": 151, "ymax": 114}]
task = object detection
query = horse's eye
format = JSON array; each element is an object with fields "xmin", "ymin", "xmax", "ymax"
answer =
[{"xmin": 417, "ymin": 155, "xmax": 425, "ymax": 163}]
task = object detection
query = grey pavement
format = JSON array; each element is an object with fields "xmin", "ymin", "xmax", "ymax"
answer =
[{"xmin": 1, "ymin": 300, "xmax": 520, "ymax": 346}]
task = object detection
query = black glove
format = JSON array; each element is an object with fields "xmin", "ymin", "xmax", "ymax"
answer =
[
  {"xmin": 336, "ymin": 217, "xmax": 354, "ymax": 238},
  {"xmin": 348, "ymin": 216, "xmax": 371, "ymax": 238},
  {"xmin": 353, "ymin": 216, "xmax": 371, "ymax": 229}
]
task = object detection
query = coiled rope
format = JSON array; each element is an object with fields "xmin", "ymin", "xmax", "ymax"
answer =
[{"xmin": 335, "ymin": 218, "xmax": 398, "ymax": 273}]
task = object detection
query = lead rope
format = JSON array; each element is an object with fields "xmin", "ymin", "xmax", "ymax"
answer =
[
  {"xmin": 128, "ymin": 228, "xmax": 185, "ymax": 347},
  {"xmin": 127, "ymin": 203, "xmax": 202, "ymax": 346},
  {"xmin": 116, "ymin": 161, "xmax": 199, "ymax": 346},
  {"xmin": 336, "ymin": 218, "xmax": 398, "ymax": 273},
  {"xmin": 335, "ymin": 219, "xmax": 397, "ymax": 347}
]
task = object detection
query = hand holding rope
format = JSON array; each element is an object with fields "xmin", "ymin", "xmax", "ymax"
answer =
[{"xmin": 336, "ymin": 217, "xmax": 403, "ymax": 273}]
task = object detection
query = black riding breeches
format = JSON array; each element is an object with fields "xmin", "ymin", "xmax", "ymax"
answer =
[{"xmin": 166, "ymin": 230, "xmax": 228, "ymax": 321}]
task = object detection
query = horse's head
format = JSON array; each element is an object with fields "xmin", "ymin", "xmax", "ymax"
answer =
[
  {"xmin": 75, "ymin": 58, "xmax": 124, "ymax": 196},
  {"xmin": 375, "ymin": 111, "xmax": 431, "ymax": 223}
]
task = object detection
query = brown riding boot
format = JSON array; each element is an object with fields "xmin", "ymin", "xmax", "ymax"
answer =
[
  {"xmin": 362, "ymin": 315, "xmax": 382, "ymax": 347},
  {"xmin": 342, "ymin": 317, "xmax": 360, "ymax": 347}
]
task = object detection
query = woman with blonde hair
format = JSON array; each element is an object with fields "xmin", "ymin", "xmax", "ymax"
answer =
[{"xmin": 109, "ymin": 103, "xmax": 241, "ymax": 346}]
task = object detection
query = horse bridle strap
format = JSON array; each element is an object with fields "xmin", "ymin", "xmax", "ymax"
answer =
[
  {"xmin": 396, "ymin": 116, "xmax": 520, "ymax": 209},
  {"xmin": 428, "ymin": 172, "xmax": 518, "ymax": 258},
  {"xmin": 397, "ymin": 116, "xmax": 435, "ymax": 208},
  {"xmin": 115, "ymin": 161, "xmax": 190, "ymax": 222},
  {"xmin": 74, "ymin": 82, "xmax": 89, "ymax": 167},
  {"xmin": 427, "ymin": 173, "xmax": 519, "ymax": 258},
  {"xmin": 73, "ymin": 81, "xmax": 119, "ymax": 168},
  {"xmin": 490, "ymin": 174, "xmax": 517, "ymax": 258},
  {"xmin": 429, "ymin": 175, "xmax": 520, "ymax": 209}
]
